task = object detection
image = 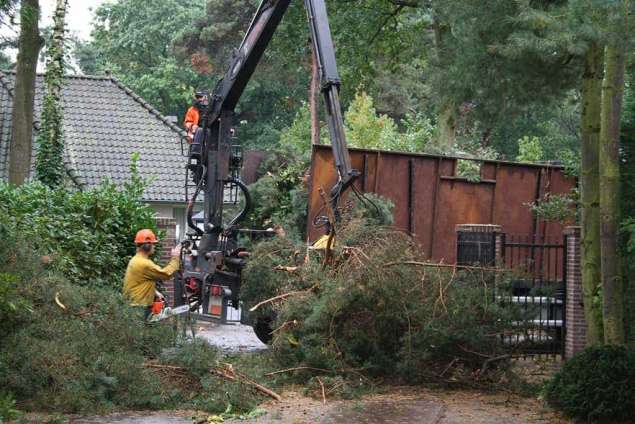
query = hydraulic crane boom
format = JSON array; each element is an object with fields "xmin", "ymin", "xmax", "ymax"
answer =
[
  {"xmin": 177, "ymin": 0, "xmax": 358, "ymax": 337},
  {"xmin": 200, "ymin": 0, "xmax": 357, "ymax": 221}
]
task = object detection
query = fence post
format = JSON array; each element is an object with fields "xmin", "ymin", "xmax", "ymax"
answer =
[
  {"xmin": 564, "ymin": 226, "xmax": 585, "ymax": 359},
  {"xmin": 156, "ymin": 217, "xmax": 177, "ymax": 307}
]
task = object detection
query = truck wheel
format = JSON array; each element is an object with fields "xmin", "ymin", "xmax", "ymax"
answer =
[{"xmin": 253, "ymin": 315, "xmax": 274, "ymax": 344}]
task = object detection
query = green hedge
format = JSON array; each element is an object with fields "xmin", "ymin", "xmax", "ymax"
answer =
[{"xmin": 0, "ymin": 176, "xmax": 157, "ymax": 290}]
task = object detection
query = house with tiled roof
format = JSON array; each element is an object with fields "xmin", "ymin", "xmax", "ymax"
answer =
[{"xmin": 0, "ymin": 71, "xmax": 194, "ymax": 239}]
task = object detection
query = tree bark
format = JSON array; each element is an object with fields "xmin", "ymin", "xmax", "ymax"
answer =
[
  {"xmin": 437, "ymin": 102, "xmax": 456, "ymax": 148},
  {"xmin": 599, "ymin": 39, "xmax": 626, "ymax": 345},
  {"xmin": 431, "ymin": 12, "xmax": 455, "ymax": 149},
  {"xmin": 8, "ymin": 0, "xmax": 42, "ymax": 185},
  {"xmin": 309, "ymin": 41, "xmax": 320, "ymax": 145},
  {"xmin": 580, "ymin": 42, "xmax": 604, "ymax": 345}
]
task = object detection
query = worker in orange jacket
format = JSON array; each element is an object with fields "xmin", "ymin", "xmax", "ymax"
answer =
[{"xmin": 184, "ymin": 90, "xmax": 209, "ymax": 145}]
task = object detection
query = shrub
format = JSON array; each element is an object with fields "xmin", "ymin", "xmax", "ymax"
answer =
[
  {"xmin": 543, "ymin": 345, "xmax": 635, "ymax": 422},
  {"xmin": 0, "ymin": 392, "xmax": 22, "ymax": 421},
  {"xmin": 0, "ymin": 156, "xmax": 158, "ymax": 289},
  {"xmin": 516, "ymin": 136, "xmax": 544, "ymax": 163},
  {"xmin": 526, "ymin": 190, "xmax": 578, "ymax": 225},
  {"xmin": 345, "ymin": 91, "xmax": 401, "ymax": 151}
]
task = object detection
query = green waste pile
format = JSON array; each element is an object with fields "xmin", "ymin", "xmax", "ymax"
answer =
[
  {"xmin": 0, "ymin": 230, "xmax": 173, "ymax": 414},
  {"xmin": 242, "ymin": 195, "xmax": 519, "ymax": 392}
]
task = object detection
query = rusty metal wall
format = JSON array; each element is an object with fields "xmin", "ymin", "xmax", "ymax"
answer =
[{"xmin": 307, "ymin": 145, "xmax": 576, "ymax": 264}]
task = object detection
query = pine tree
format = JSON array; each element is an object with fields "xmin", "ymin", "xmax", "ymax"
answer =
[{"xmin": 580, "ymin": 42, "xmax": 604, "ymax": 345}]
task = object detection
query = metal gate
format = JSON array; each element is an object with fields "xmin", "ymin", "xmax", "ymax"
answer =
[
  {"xmin": 500, "ymin": 234, "xmax": 566, "ymax": 356},
  {"xmin": 456, "ymin": 230, "xmax": 566, "ymax": 357}
]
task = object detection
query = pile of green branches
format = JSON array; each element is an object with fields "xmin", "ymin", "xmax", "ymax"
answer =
[{"xmin": 242, "ymin": 196, "xmax": 519, "ymax": 391}]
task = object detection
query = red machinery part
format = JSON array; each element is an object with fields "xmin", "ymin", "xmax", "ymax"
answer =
[
  {"xmin": 151, "ymin": 300, "xmax": 164, "ymax": 315},
  {"xmin": 208, "ymin": 285, "xmax": 223, "ymax": 316},
  {"xmin": 187, "ymin": 277, "xmax": 199, "ymax": 292}
]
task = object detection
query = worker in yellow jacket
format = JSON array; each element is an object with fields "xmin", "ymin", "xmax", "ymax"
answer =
[{"xmin": 123, "ymin": 229, "xmax": 181, "ymax": 318}]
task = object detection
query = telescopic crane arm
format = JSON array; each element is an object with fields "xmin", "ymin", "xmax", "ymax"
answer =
[
  {"xmin": 179, "ymin": 0, "xmax": 359, "ymax": 327},
  {"xmin": 195, "ymin": 0, "xmax": 358, "ymax": 236}
]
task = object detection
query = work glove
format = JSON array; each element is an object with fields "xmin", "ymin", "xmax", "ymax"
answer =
[{"xmin": 170, "ymin": 245, "xmax": 182, "ymax": 258}]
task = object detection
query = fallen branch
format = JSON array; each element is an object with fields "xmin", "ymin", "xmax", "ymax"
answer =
[
  {"xmin": 213, "ymin": 368, "xmax": 282, "ymax": 401},
  {"xmin": 274, "ymin": 265, "xmax": 299, "ymax": 273},
  {"xmin": 439, "ymin": 358, "xmax": 459, "ymax": 377},
  {"xmin": 271, "ymin": 319, "xmax": 298, "ymax": 334},
  {"xmin": 480, "ymin": 354, "xmax": 511, "ymax": 374},
  {"xmin": 143, "ymin": 363, "xmax": 184, "ymax": 370},
  {"xmin": 342, "ymin": 246, "xmax": 370, "ymax": 261},
  {"xmin": 54, "ymin": 292, "xmax": 67, "ymax": 311},
  {"xmin": 317, "ymin": 377, "xmax": 326, "ymax": 404},
  {"xmin": 264, "ymin": 365, "xmax": 370, "ymax": 382},
  {"xmin": 249, "ymin": 285, "xmax": 317, "ymax": 312},
  {"xmin": 265, "ymin": 366, "xmax": 334, "ymax": 376},
  {"xmin": 384, "ymin": 261, "xmax": 503, "ymax": 273},
  {"xmin": 457, "ymin": 344, "xmax": 492, "ymax": 358}
]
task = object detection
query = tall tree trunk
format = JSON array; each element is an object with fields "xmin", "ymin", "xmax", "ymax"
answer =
[
  {"xmin": 35, "ymin": 0, "xmax": 67, "ymax": 187},
  {"xmin": 431, "ymin": 12, "xmax": 455, "ymax": 149},
  {"xmin": 580, "ymin": 42, "xmax": 604, "ymax": 345},
  {"xmin": 437, "ymin": 102, "xmax": 456, "ymax": 148},
  {"xmin": 600, "ymin": 39, "xmax": 626, "ymax": 345},
  {"xmin": 309, "ymin": 41, "xmax": 320, "ymax": 145},
  {"xmin": 8, "ymin": 0, "xmax": 42, "ymax": 186}
]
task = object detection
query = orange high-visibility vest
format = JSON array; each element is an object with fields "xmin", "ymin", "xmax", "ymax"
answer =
[{"xmin": 183, "ymin": 106, "xmax": 200, "ymax": 132}]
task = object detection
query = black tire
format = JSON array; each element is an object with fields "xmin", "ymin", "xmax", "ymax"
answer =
[{"xmin": 253, "ymin": 315, "xmax": 274, "ymax": 344}]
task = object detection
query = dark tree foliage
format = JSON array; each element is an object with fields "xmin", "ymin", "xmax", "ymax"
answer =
[{"xmin": 74, "ymin": 0, "xmax": 213, "ymax": 119}]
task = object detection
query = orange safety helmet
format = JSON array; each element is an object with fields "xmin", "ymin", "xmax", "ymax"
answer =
[{"xmin": 134, "ymin": 229, "xmax": 159, "ymax": 244}]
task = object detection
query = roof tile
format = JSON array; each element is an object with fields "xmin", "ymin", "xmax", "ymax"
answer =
[{"xmin": 0, "ymin": 71, "xmax": 188, "ymax": 202}]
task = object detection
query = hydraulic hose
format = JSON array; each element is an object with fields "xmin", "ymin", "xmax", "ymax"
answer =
[
  {"xmin": 225, "ymin": 177, "xmax": 252, "ymax": 230},
  {"xmin": 186, "ymin": 164, "xmax": 206, "ymax": 236}
]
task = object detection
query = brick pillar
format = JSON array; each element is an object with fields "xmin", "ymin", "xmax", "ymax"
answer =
[
  {"xmin": 564, "ymin": 226, "xmax": 586, "ymax": 358},
  {"xmin": 156, "ymin": 217, "xmax": 177, "ymax": 307},
  {"xmin": 494, "ymin": 228, "xmax": 504, "ymax": 268}
]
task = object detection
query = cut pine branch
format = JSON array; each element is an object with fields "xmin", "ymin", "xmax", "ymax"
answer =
[{"xmin": 249, "ymin": 285, "xmax": 317, "ymax": 312}]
